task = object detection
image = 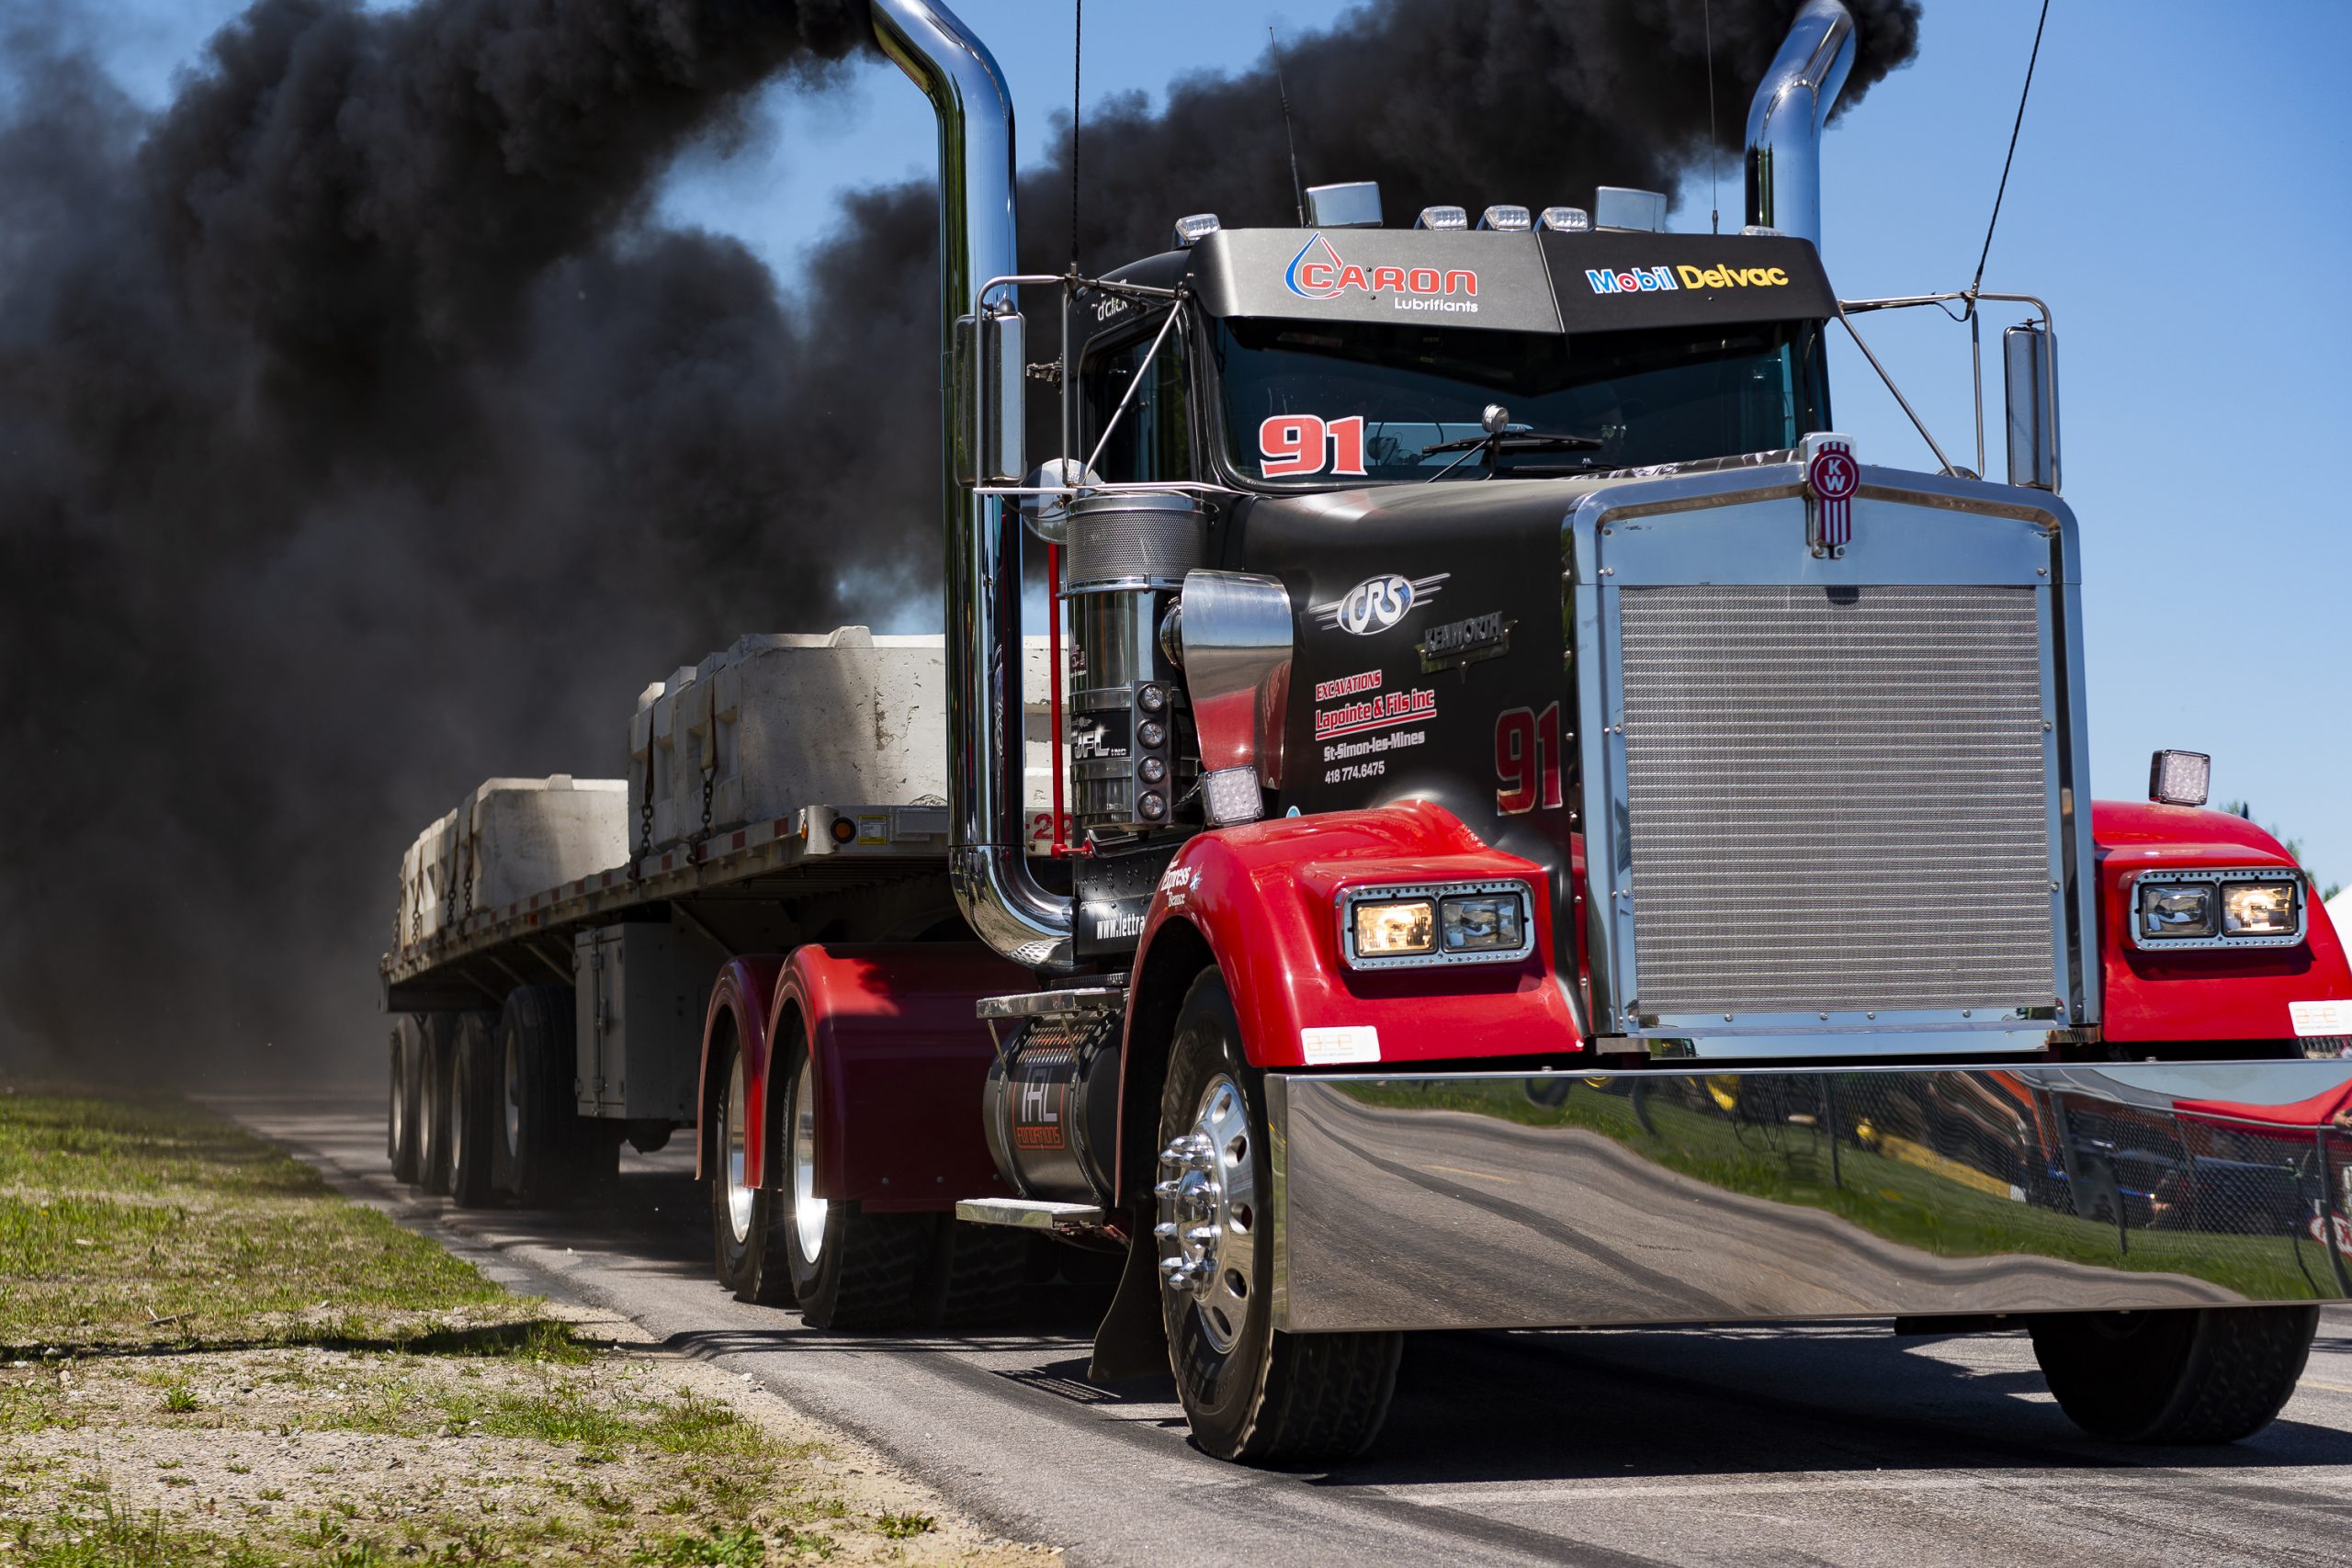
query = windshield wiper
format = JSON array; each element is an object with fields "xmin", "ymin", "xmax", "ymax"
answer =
[
  {"xmin": 1417, "ymin": 431, "xmax": 1603, "ymax": 456},
  {"xmin": 1419, "ymin": 425, "xmax": 1604, "ymax": 482}
]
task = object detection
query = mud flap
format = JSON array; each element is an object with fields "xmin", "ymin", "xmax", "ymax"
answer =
[{"xmin": 1087, "ymin": 1206, "xmax": 1170, "ymax": 1383}]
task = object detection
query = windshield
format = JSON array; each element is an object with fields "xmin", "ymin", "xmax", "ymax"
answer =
[{"xmin": 1209, "ymin": 318, "xmax": 1827, "ymax": 486}]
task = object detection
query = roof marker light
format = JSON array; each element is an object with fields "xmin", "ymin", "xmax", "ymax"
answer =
[
  {"xmin": 1303, "ymin": 181, "xmax": 1384, "ymax": 229},
  {"xmin": 1594, "ymin": 186, "xmax": 1669, "ymax": 233},
  {"xmin": 1170, "ymin": 213, "xmax": 1221, "ymax": 249},
  {"xmin": 1476, "ymin": 205, "xmax": 1532, "ymax": 232},
  {"xmin": 1538, "ymin": 206, "xmax": 1591, "ymax": 233},
  {"xmin": 1414, "ymin": 205, "xmax": 1468, "ymax": 231},
  {"xmin": 1740, "ymin": 223, "xmax": 1787, "ymax": 238}
]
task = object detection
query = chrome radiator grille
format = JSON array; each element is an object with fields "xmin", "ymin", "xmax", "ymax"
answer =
[{"xmin": 1617, "ymin": 583, "xmax": 2057, "ymax": 1018}]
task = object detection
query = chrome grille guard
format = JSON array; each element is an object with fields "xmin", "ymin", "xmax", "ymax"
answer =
[{"xmin": 1567, "ymin": 462, "xmax": 2098, "ymax": 1060}]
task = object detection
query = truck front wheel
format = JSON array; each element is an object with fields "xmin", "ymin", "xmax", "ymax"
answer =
[
  {"xmin": 776, "ymin": 1030, "xmax": 934, "ymax": 1330},
  {"xmin": 1157, "ymin": 970, "xmax": 1401, "ymax": 1465},
  {"xmin": 2030, "ymin": 1305, "xmax": 2318, "ymax": 1443}
]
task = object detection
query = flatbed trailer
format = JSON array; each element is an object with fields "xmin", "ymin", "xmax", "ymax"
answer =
[{"xmin": 381, "ymin": 799, "xmax": 963, "ymax": 1012}]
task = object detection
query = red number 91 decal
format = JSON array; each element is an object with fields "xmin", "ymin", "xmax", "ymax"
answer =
[
  {"xmin": 1259, "ymin": 414, "xmax": 1367, "ymax": 479},
  {"xmin": 1494, "ymin": 702, "xmax": 1565, "ymax": 815}
]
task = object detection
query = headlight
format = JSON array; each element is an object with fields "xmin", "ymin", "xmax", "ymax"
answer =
[
  {"xmin": 1352, "ymin": 898, "xmax": 1435, "ymax": 958},
  {"xmin": 1442, "ymin": 893, "xmax": 1525, "ymax": 953},
  {"xmin": 2131, "ymin": 870, "xmax": 2303, "ymax": 951},
  {"xmin": 2222, "ymin": 880, "xmax": 2298, "ymax": 936},
  {"xmin": 1341, "ymin": 882, "xmax": 1535, "ymax": 969},
  {"xmin": 2139, "ymin": 883, "xmax": 2215, "ymax": 940}
]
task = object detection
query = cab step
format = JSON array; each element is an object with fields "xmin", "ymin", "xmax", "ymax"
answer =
[{"xmin": 956, "ymin": 1197, "xmax": 1107, "ymax": 1232}]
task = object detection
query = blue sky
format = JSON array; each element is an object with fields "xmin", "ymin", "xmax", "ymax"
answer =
[{"xmin": 93, "ymin": 0, "xmax": 2352, "ymax": 888}]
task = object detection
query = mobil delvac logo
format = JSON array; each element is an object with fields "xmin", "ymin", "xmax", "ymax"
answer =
[
  {"xmin": 1585, "ymin": 263, "xmax": 1792, "ymax": 294},
  {"xmin": 1285, "ymin": 234, "xmax": 1478, "ymax": 314}
]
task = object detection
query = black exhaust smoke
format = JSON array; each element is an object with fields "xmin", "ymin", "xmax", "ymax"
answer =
[{"xmin": 0, "ymin": 0, "xmax": 1917, "ymax": 1080}]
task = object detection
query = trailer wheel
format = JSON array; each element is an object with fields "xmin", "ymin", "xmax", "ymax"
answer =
[
  {"xmin": 2030, "ymin": 1305, "xmax": 2318, "ymax": 1443},
  {"xmin": 447, "ymin": 1012, "xmax": 500, "ymax": 1208},
  {"xmin": 776, "ymin": 1029, "xmax": 934, "ymax": 1330},
  {"xmin": 1158, "ymin": 969, "xmax": 1400, "ymax": 1465},
  {"xmin": 388, "ymin": 1018, "xmax": 424, "ymax": 1184},
  {"xmin": 707, "ymin": 1027, "xmax": 795, "ymax": 1305},
  {"xmin": 416, "ymin": 1016, "xmax": 454, "ymax": 1196},
  {"xmin": 499, "ymin": 986, "xmax": 594, "ymax": 1205}
]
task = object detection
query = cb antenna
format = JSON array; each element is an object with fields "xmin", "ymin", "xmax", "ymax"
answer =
[
  {"xmin": 1703, "ymin": 0, "xmax": 1720, "ymax": 233},
  {"xmin": 1270, "ymin": 27, "xmax": 1305, "ymax": 224}
]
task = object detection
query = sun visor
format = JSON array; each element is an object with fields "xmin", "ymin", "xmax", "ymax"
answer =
[
  {"xmin": 1542, "ymin": 233, "xmax": 1837, "ymax": 333},
  {"xmin": 1189, "ymin": 229, "xmax": 1563, "ymax": 334}
]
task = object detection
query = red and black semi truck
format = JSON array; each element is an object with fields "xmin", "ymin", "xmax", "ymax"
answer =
[{"xmin": 381, "ymin": 0, "xmax": 2352, "ymax": 1464}]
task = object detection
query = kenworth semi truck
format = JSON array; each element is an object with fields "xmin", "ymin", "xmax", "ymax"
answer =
[{"xmin": 380, "ymin": 0, "xmax": 2352, "ymax": 1463}]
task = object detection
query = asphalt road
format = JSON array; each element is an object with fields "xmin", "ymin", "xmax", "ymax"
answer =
[{"xmin": 219, "ymin": 1091, "xmax": 2352, "ymax": 1568}]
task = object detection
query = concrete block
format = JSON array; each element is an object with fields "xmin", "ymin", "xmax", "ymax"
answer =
[
  {"xmin": 462, "ymin": 775, "xmax": 628, "ymax": 914},
  {"xmin": 628, "ymin": 627, "xmax": 1060, "ymax": 853}
]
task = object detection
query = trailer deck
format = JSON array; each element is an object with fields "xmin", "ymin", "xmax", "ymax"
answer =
[{"xmin": 380, "ymin": 800, "xmax": 961, "ymax": 1008}]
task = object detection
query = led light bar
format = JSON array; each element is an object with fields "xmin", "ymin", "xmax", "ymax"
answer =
[
  {"xmin": 1477, "ymin": 205, "xmax": 1532, "ymax": 232},
  {"xmin": 1414, "ymin": 205, "xmax": 1468, "ymax": 231},
  {"xmin": 1538, "ymin": 206, "xmax": 1591, "ymax": 233}
]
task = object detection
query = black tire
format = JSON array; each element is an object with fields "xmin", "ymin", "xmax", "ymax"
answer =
[
  {"xmin": 1158, "ymin": 969, "xmax": 1400, "ymax": 1465},
  {"xmin": 2030, "ymin": 1305, "xmax": 2318, "ymax": 1444},
  {"xmin": 447, "ymin": 1010, "xmax": 501, "ymax": 1209},
  {"xmin": 388, "ymin": 1018, "xmax": 424, "ymax": 1184},
  {"xmin": 708, "ymin": 1024, "xmax": 796, "ymax": 1305},
  {"xmin": 416, "ymin": 1014, "xmax": 454, "ymax": 1196},
  {"xmin": 500, "ymin": 985, "xmax": 597, "ymax": 1205},
  {"xmin": 927, "ymin": 1220, "xmax": 1029, "ymax": 1330},
  {"xmin": 775, "ymin": 1028, "xmax": 935, "ymax": 1331}
]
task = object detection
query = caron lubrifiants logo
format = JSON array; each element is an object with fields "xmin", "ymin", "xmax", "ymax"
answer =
[{"xmin": 1285, "ymin": 234, "xmax": 1477, "ymax": 314}]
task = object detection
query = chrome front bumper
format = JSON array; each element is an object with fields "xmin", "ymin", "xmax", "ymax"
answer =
[{"xmin": 1266, "ymin": 1061, "xmax": 2352, "ymax": 1334}]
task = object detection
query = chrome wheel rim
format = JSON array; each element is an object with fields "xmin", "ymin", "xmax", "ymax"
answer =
[
  {"xmin": 390, "ymin": 1045, "xmax": 405, "ymax": 1149},
  {"xmin": 1156, "ymin": 1073, "xmax": 1258, "ymax": 1353},
  {"xmin": 502, "ymin": 1032, "xmax": 523, "ymax": 1161},
  {"xmin": 723, "ymin": 1054, "xmax": 753, "ymax": 1244},
  {"xmin": 419, "ymin": 1054, "xmax": 437, "ymax": 1171},
  {"xmin": 448, "ymin": 1059, "xmax": 467, "ymax": 1178},
  {"xmin": 792, "ymin": 1066, "xmax": 827, "ymax": 1262}
]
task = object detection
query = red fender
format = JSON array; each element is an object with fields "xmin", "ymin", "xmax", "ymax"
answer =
[
  {"xmin": 766, "ymin": 943, "xmax": 1026, "ymax": 1213},
  {"xmin": 694, "ymin": 957, "xmax": 786, "ymax": 1184},
  {"xmin": 2093, "ymin": 801, "xmax": 2352, "ymax": 1043},
  {"xmin": 1129, "ymin": 799, "xmax": 1585, "ymax": 1075}
]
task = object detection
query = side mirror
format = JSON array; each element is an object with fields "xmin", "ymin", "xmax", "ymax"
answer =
[
  {"xmin": 952, "ymin": 306, "xmax": 1025, "ymax": 488},
  {"xmin": 2003, "ymin": 320, "xmax": 2060, "ymax": 493}
]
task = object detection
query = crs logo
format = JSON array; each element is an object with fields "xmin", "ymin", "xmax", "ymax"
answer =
[
  {"xmin": 1312, "ymin": 572, "xmax": 1449, "ymax": 636},
  {"xmin": 1285, "ymin": 234, "xmax": 1477, "ymax": 301}
]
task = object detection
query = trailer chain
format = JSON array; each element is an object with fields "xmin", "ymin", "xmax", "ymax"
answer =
[{"xmin": 460, "ymin": 834, "xmax": 474, "ymax": 920}]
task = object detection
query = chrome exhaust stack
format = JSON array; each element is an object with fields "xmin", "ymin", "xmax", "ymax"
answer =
[
  {"xmin": 874, "ymin": 0, "xmax": 1074, "ymax": 971},
  {"xmin": 1744, "ymin": 0, "xmax": 1858, "ymax": 247}
]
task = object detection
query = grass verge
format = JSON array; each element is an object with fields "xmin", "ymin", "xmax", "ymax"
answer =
[{"xmin": 0, "ymin": 1086, "xmax": 1054, "ymax": 1566}]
